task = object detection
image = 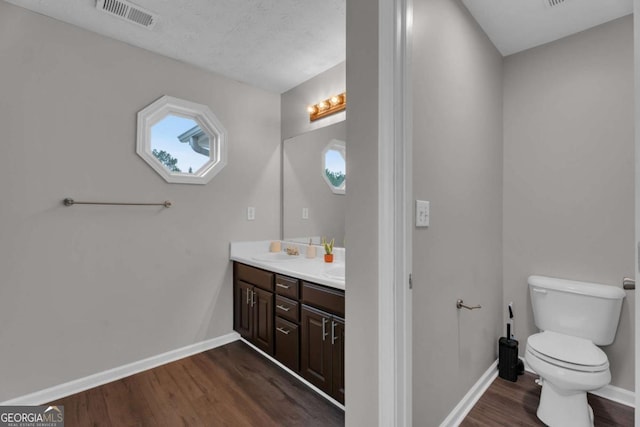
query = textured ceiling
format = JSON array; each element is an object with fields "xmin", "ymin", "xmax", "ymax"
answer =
[
  {"xmin": 7, "ymin": 0, "xmax": 631, "ymax": 92},
  {"xmin": 4, "ymin": 0, "xmax": 346, "ymax": 93},
  {"xmin": 462, "ymin": 0, "xmax": 633, "ymax": 56}
]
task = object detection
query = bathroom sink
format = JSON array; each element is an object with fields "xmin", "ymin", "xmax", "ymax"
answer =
[
  {"xmin": 252, "ymin": 252, "xmax": 299, "ymax": 262},
  {"xmin": 324, "ymin": 264, "xmax": 345, "ymax": 281}
]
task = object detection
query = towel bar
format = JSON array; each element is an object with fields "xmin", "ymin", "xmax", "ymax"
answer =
[{"xmin": 63, "ymin": 198, "xmax": 172, "ymax": 208}]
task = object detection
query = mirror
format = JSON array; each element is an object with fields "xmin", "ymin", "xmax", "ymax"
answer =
[
  {"xmin": 137, "ymin": 95, "xmax": 227, "ymax": 184},
  {"xmin": 283, "ymin": 121, "xmax": 346, "ymax": 247}
]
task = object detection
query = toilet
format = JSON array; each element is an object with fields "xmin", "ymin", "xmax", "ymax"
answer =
[{"xmin": 525, "ymin": 275, "xmax": 625, "ymax": 427}]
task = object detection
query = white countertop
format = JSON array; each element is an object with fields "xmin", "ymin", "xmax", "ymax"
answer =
[{"xmin": 230, "ymin": 240, "xmax": 345, "ymax": 291}]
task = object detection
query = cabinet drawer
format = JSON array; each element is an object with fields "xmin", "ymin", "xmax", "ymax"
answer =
[
  {"xmin": 275, "ymin": 274, "xmax": 299, "ymax": 299},
  {"xmin": 275, "ymin": 295, "xmax": 299, "ymax": 323},
  {"xmin": 275, "ymin": 317, "xmax": 299, "ymax": 372},
  {"xmin": 301, "ymin": 282, "xmax": 345, "ymax": 317},
  {"xmin": 235, "ymin": 263, "xmax": 274, "ymax": 291}
]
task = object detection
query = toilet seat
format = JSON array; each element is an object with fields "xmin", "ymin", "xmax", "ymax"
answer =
[{"xmin": 527, "ymin": 331, "xmax": 609, "ymax": 373}]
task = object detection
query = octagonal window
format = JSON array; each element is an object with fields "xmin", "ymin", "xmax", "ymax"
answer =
[
  {"xmin": 322, "ymin": 139, "xmax": 346, "ymax": 195},
  {"xmin": 137, "ymin": 96, "xmax": 227, "ymax": 184}
]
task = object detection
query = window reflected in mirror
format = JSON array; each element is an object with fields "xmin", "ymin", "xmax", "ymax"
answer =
[
  {"xmin": 324, "ymin": 149, "xmax": 346, "ymax": 188},
  {"xmin": 322, "ymin": 139, "xmax": 346, "ymax": 194}
]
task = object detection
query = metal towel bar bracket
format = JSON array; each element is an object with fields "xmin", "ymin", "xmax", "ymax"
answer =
[
  {"xmin": 456, "ymin": 299, "xmax": 481, "ymax": 310},
  {"xmin": 63, "ymin": 198, "xmax": 172, "ymax": 208}
]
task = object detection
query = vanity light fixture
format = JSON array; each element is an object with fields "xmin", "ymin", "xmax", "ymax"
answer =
[{"xmin": 307, "ymin": 92, "xmax": 346, "ymax": 122}]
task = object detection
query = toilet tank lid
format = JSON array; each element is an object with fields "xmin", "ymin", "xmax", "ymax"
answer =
[{"xmin": 528, "ymin": 275, "xmax": 626, "ymax": 300}]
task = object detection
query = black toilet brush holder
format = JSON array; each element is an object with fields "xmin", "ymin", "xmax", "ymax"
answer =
[{"xmin": 498, "ymin": 323, "xmax": 520, "ymax": 382}]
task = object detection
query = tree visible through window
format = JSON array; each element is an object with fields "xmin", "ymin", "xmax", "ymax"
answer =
[
  {"xmin": 152, "ymin": 149, "xmax": 181, "ymax": 172},
  {"xmin": 325, "ymin": 168, "xmax": 345, "ymax": 187}
]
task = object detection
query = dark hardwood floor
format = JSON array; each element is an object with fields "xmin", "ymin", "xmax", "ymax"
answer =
[
  {"xmin": 462, "ymin": 372, "xmax": 634, "ymax": 426},
  {"xmin": 49, "ymin": 340, "xmax": 344, "ymax": 427},
  {"xmin": 46, "ymin": 345, "xmax": 634, "ymax": 426}
]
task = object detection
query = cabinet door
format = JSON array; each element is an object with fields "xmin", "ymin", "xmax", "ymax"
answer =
[
  {"xmin": 234, "ymin": 280, "xmax": 253, "ymax": 340},
  {"xmin": 253, "ymin": 287, "xmax": 274, "ymax": 355},
  {"xmin": 331, "ymin": 317, "xmax": 345, "ymax": 404},
  {"xmin": 275, "ymin": 317, "xmax": 299, "ymax": 372},
  {"xmin": 301, "ymin": 305, "xmax": 332, "ymax": 394}
]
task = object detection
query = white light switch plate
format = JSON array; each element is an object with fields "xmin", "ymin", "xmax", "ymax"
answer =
[
  {"xmin": 247, "ymin": 207, "xmax": 255, "ymax": 221},
  {"xmin": 302, "ymin": 207, "xmax": 309, "ymax": 219},
  {"xmin": 416, "ymin": 200, "xmax": 430, "ymax": 227}
]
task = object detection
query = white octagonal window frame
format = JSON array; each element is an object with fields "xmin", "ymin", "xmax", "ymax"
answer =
[
  {"xmin": 137, "ymin": 95, "xmax": 227, "ymax": 184},
  {"xmin": 321, "ymin": 139, "xmax": 346, "ymax": 195}
]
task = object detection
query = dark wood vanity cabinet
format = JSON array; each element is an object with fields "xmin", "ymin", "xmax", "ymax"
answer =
[
  {"xmin": 301, "ymin": 282, "xmax": 345, "ymax": 404},
  {"xmin": 233, "ymin": 263, "xmax": 274, "ymax": 355},
  {"xmin": 233, "ymin": 262, "xmax": 345, "ymax": 404},
  {"xmin": 274, "ymin": 274, "xmax": 301, "ymax": 372}
]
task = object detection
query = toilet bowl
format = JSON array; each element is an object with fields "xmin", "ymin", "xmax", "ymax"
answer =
[
  {"xmin": 525, "ymin": 331, "xmax": 610, "ymax": 427},
  {"xmin": 526, "ymin": 275, "xmax": 625, "ymax": 427}
]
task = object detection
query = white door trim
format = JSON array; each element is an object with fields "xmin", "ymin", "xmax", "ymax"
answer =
[
  {"xmin": 378, "ymin": 0, "xmax": 413, "ymax": 425},
  {"xmin": 634, "ymin": 2, "xmax": 640, "ymax": 426}
]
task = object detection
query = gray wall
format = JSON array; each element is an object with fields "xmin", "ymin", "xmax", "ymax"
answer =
[
  {"xmin": 412, "ymin": 0, "xmax": 504, "ymax": 424},
  {"xmin": 0, "ymin": 2, "xmax": 280, "ymax": 401},
  {"xmin": 283, "ymin": 121, "xmax": 346, "ymax": 246},
  {"xmin": 281, "ymin": 62, "xmax": 346, "ymax": 140},
  {"xmin": 503, "ymin": 15, "xmax": 635, "ymax": 391},
  {"xmin": 345, "ymin": 0, "xmax": 380, "ymax": 424}
]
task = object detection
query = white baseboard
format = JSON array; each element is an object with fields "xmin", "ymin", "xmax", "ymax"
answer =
[
  {"xmin": 0, "ymin": 332, "xmax": 240, "ymax": 406},
  {"xmin": 439, "ymin": 360, "xmax": 499, "ymax": 427},
  {"xmin": 239, "ymin": 338, "xmax": 345, "ymax": 411},
  {"xmin": 522, "ymin": 359, "xmax": 635, "ymax": 408},
  {"xmin": 591, "ymin": 383, "xmax": 636, "ymax": 408}
]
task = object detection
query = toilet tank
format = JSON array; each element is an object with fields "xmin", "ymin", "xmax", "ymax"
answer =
[{"xmin": 529, "ymin": 275, "xmax": 626, "ymax": 345}]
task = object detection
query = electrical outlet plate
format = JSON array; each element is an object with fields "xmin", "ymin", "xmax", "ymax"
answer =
[
  {"xmin": 416, "ymin": 200, "xmax": 429, "ymax": 227},
  {"xmin": 302, "ymin": 207, "xmax": 309, "ymax": 219},
  {"xmin": 247, "ymin": 207, "xmax": 255, "ymax": 221}
]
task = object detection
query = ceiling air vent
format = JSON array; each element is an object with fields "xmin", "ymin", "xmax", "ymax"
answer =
[
  {"xmin": 545, "ymin": 0, "xmax": 568, "ymax": 7},
  {"xmin": 96, "ymin": 0, "xmax": 157, "ymax": 30}
]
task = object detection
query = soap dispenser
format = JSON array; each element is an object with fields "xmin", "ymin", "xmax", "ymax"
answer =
[{"xmin": 306, "ymin": 239, "xmax": 317, "ymax": 259}]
